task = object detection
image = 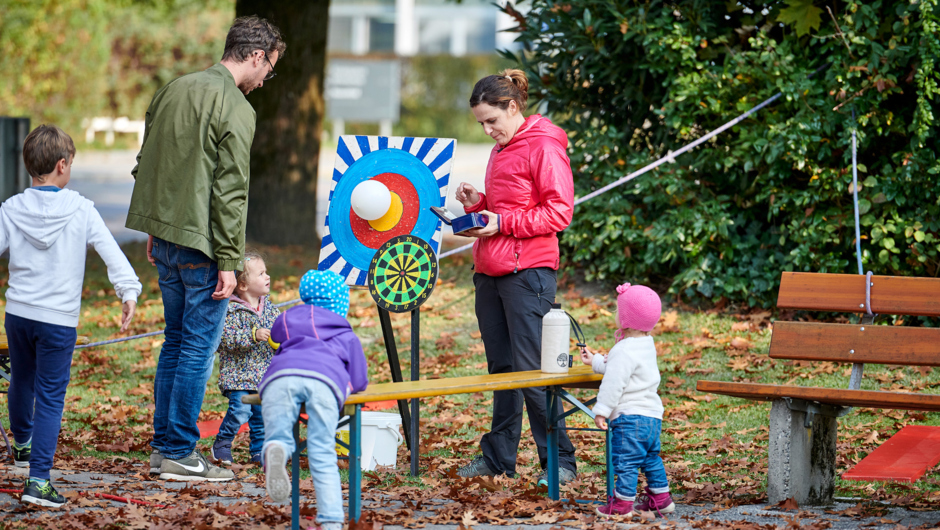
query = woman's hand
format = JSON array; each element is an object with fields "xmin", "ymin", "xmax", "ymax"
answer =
[
  {"xmin": 455, "ymin": 182, "xmax": 480, "ymax": 208},
  {"xmin": 594, "ymin": 414, "xmax": 608, "ymax": 430},
  {"xmin": 462, "ymin": 210, "xmax": 499, "ymax": 239}
]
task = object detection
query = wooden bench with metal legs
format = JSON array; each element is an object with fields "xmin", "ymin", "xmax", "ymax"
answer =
[
  {"xmin": 697, "ymin": 272, "xmax": 940, "ymax": 505},
  {"xmin": 245, "ymin": 365, "xmax": 609, "ymax": 529}
]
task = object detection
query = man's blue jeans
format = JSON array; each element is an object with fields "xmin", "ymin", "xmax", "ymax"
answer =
[
  {"xmin": 262, "ymin": 376, "xmax": 345, "ymax": 525},
  {"xmin": 610, "ymin": 415, "xmax": 670, "ymax": 500},
  {"xmin": 218, "ymin": 389, "xmax": 264, "ymax": 456},
  {"xmin": 151, "ymin": 237, "xmax": 228, "ymax": 460},
  {"xmin": 5, "ymin": 313, "xmax": 77, "ymax": 480}
]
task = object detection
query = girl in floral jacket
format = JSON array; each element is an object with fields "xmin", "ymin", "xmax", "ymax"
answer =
[{"xmin": 211, "ymin": 251, "xmax": 280, "ymax": 464}]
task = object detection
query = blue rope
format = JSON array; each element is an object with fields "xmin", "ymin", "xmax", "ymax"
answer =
[{"xmin": 852, "ymin": 107, "xmax": 863, "ymax": 275}]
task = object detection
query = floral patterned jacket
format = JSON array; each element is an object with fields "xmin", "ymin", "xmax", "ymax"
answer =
[{"xmin": 217, "ymin": 295, "xmax": 280, "ymax": 391}]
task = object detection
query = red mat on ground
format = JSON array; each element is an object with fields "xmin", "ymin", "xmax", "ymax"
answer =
[
  {"xmin": 196, "ymin": 401, "xmax": 397, "ymax": 438},
  {"xmin": 842, "ymin": 425, "xmax": 940, "ymax": 483},
  {"xmin": 197, "ymin": 420, "xmax": 248, "ymax": 439}
]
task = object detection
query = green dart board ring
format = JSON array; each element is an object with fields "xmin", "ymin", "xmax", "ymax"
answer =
[{"xmin": 368, "ymin": 235, "xmax": 438, "ymax": 313}]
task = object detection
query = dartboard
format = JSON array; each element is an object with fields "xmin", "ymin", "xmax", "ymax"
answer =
[
  {"xmin": 368, "ymin": 235, "xmax": 438, "ymax": 313},
  {"xmin": 318, "ymin": 135, "xmax": 455, "ymax": 286}
]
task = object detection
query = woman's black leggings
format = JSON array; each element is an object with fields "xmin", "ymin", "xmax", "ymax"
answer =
[{"xmin": 473, "ymin": 268, "xmax": 577, "ymax": 476}]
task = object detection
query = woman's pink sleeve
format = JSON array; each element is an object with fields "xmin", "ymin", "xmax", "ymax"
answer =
[{"xmin": 500, "ymin": 145, "xmax": 574, "ymax": 238}]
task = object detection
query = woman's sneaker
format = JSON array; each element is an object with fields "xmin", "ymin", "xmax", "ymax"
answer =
[
  {"xmin": 596, "ymin": 496, "xmax": 634, "ymax": 517},
  {"xmin": 634, "ymin": 488, "xmax": 675, "ymax": 517},
  {"xmin": 159, "ymin": 450, "xmax": 234, "ymax": 482},
  {"xmin": 456, "ymin": 456, "xmax": 497, "ymax": 478},
  {"xmin": 536, "ymin": 467, "xmax": 577, "ymax": 488},
  {"xmin": 149, "ymin": 450, "xmax": 163, "ymax": 475},
  {"xmin": 12, "ymin": 439, "xmax": 31, "ymax": 468},
  {"xmin": 21, "ymin": 478, "xmax": 67, "ymax": 509},
  {"xmin": 264, "ymin": 443, "xmax": 291, "ymax": 502}
]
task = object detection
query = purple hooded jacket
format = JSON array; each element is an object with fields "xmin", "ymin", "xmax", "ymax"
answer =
[{"xmin": 258, "ymin": 304, "xmax": 368, "ymax": 408}]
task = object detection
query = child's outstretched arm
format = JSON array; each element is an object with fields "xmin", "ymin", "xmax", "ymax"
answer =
[
  {"xmin": 592, "ymin": 350, "xmax": 636, "ymax": 423},
  {"xmin": 87, "ymin": 207, "xmax": 141, "ymax": 332},
  {"xmin": 581, "ymin": 346, "xmax": 609, "ymax": 374}
]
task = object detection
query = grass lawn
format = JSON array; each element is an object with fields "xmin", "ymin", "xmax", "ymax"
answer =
[{"xmin": 1, "ymin": 241, "xmax": 940, "ymax": 509}]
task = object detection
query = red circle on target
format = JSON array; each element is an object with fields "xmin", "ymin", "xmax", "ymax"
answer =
[{"xmin": 350, "ymin": 172, "xmax": 420, "ymax": 248}]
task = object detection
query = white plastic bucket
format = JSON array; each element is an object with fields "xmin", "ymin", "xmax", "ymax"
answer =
[{"xmin": 335, "ymin": 411, "xmax": 404, "ymax": 471}]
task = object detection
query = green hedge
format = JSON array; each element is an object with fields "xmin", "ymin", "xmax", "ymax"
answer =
[{"xmin": 506, "ymin": 0, "xmax": 940, "ymax": 307}]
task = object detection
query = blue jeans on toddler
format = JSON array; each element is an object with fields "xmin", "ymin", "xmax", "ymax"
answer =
[
  {"xmin": 218, "ymin": 390, "xmax": 264, "ymax": 455},
  {"xmin": 5, "ymin": 313, "xmax": 77, "ymax": 480},
  {"xmin": 262, "ymin": 376, "xmax": 344, "ymax": 525},
  {"xmin": 610, "ymin": 414, "xmax": 670, "ymax": 500},
  {"xmin": 150, "ymin": 237, "xmax": 228, "ymax": 460}
]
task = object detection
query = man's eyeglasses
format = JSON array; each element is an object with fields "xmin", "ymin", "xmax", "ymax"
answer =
[{"xmin": 261, "ymin": 51, "xmax": 276, "ymax": 81}]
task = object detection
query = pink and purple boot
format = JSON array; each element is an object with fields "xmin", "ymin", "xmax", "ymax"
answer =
[
  {"xmin": 596, "ymin": 496, "xmax": 634, "ymax": 517},
  {"xmin": 634, "ymin": 487, "xmax": 675, "ymax": 517}
]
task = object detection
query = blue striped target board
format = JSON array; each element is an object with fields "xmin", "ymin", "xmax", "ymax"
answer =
[{"xmin": 317, "ymin": 135, "xmax": 455, "ymax": 286}]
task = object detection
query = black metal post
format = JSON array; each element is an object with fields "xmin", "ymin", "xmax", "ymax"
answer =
[
  {"xmin": 377, "ymin": 306, "xmax": 412, "ymax": 450},
  {"xmin": 410, "ymin": 307, "xmax": 420, "ymax": 476}
]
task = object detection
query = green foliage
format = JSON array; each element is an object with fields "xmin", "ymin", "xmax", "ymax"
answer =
[
  {"xmin": 394, "ymin": 54, "xmax": 516, "ymax": 142},
  {"xmin": 0, "ymin": 0, "xmax": 233, "ymax": 138},
  {"xmin": 506, "ymin": 0, "xmax": 940, "ymax": 307}
]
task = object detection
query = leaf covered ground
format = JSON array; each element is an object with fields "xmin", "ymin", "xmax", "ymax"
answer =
[{"xmin": 1, "ymin": 242, "xmax": 940, "ymax": 528}]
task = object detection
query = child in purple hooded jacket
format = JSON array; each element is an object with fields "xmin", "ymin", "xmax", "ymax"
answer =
[{"xmin": 259, "ymin": 270, "xmax": 367, "ymax": 530}]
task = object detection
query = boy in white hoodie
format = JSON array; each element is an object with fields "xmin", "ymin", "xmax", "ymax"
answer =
[
  {"xmin": 1, "ymin": 125, "xmax": 141, "ymax": 508},
  {"xmin": 581, "ymin": 283, "xmax": 674, "ymax": 519}
]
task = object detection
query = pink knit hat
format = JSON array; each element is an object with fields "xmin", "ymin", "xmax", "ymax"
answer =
[{"xmin": 615, "ymin": 283, "xmax": 662, "ymax": 339}]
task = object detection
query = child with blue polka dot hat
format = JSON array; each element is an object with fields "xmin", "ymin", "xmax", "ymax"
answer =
[{"xmin": 258, "ymin": 270, "xmax": 367, "ymax": 530}]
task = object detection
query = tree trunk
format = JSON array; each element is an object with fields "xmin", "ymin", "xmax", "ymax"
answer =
[{"xmin": 235, "ymin": 0, "xmax": 329, "ymax": 248}]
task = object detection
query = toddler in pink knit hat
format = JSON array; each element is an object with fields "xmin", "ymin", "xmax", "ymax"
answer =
[{"xmin": 581, "ymin": 283, "xmax": 673, "ymax": 519}]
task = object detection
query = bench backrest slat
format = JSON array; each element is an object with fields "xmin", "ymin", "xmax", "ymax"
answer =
[
  {"xmin": 777, "ymin": 272, "xmax": 940, "ymax": 316},
  {"xmin": 769, "ymin": 321, "xmax": 940, "ymax": 366}
]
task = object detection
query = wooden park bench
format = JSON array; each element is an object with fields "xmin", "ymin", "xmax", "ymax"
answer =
[
  {"xmin": 245, "ymin": 365, "xmax": 608, "ymax": 529},
  {"xmin": 0, "ymin": 334, "xmax": 91, "ymax": 458},
  {"xmin": 697, "ymin": 272, "xmax": 940, "ymax": 505}
]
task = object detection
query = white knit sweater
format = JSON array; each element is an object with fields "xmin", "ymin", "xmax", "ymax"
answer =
[{"xmin": 591, "ymin": 336, "xmax": 664, "ymax": 420}]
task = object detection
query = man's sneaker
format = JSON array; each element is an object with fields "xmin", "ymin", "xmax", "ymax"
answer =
[
  {"xmin": 634, "ymin": 487, "xmax": 675, "ymax": 517},
  {"xmin": 456, "ymin": 456, "xmax": 497, "ymax": 478},
  {"xmin": 159, "ymin": 450, "xmax": 234, "ymax": 482},
  {"xmin": 264, "ymin": 443, "xmax": 291, "ymax": 502},
  {"xmin": 536, "ymin": 466, "xmax": 577, "ymax": 488},
  {"xmin": 21, "ymin": 478, "xmax": 67, "ymax": 509},
  {"xmin": 250, "ymin": 452, "xmax": 262, "ymax": 465},
  {"xmin": 211, "ymin": 438, "xmax": 233, "ymax": 465},
  {"xmin": 596, "ymin": 496, "xmax": 634, "ymax": 517},
  {"xmin": 12, "ymin": 439, "xmax": 30, "ymax": 468},
  {"xmin": 149, "ymin": 450, "xmax": 163, "ymax": 475}
]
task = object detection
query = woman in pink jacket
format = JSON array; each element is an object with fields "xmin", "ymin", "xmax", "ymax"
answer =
[{"xmin": 455, "ymin": 69, "xmax": 578, "ymax": 487}]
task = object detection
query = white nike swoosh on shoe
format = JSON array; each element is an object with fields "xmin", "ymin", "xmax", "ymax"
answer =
[{"xmin": 175, "ymin": 461, "xmax": 206, "ymax": 473}]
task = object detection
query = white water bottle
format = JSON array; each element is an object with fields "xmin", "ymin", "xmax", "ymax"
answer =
[{"xmin": 541, "ymin": 303, "xmax": 572, "ymax": 373}]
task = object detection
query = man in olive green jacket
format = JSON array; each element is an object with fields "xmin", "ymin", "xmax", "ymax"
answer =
[{"xmin": 126, "ymin": 16, "xmax": 285, "ymax": 483}]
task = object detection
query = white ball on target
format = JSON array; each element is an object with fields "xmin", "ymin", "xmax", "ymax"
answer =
[{"xmin": 351, "ymin": 180, "xmax": 391, "ymax": 221}]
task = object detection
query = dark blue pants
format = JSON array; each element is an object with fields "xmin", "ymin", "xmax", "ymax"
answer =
[{"xmin": 5, "ymin": 313, "xmax": 77, "ymax": 480}]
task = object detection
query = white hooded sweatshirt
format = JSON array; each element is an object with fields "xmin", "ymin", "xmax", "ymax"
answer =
[{"xmin": 0, "ymin": 188, "xmax": 141, "ymax": 327}]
